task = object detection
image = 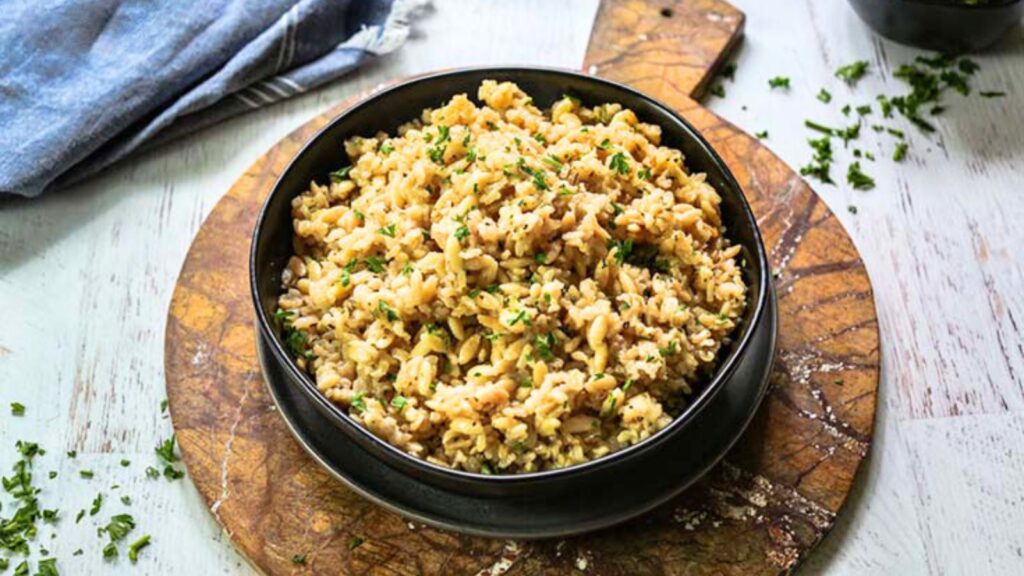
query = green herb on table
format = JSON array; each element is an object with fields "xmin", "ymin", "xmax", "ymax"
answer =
[
  {"xmin": 755, "ymin": 130, "xmax": 769, "ymax": 140},
  {"xmin": 37, "ymin": 558, "xmax": 58, "ymax": 576},
  {"xmin": 800, "ymin": 136, "xmax": 835, "ymax": 184},
  {"xmin": 980, "ymin": 91, "xmax": 1006, "ymax": 98},
  {"xmin": 144, "ymin": 466, "xmax": 159, "ymax": 479},
  {"xmin": 893, "ymin": 142, "xmax": 909, "ymax": 162},
  {"xmin": 155, "ymin": 435, "xmax": 179, "ymax": 464},
  {"xmin": 10, "ymin": 402, "xmax": 25, "ymax": 416},
  {"xmin": 79, "ymin": 470, "xmax": 94, "ymax": 479},
  {"xmin": 99, "ymin": 513, "xmax": 135, "ymax": 543},
  {"xmin": 847, "ymin": 205, "xmax": 858, "ymax": 215},
  {"xmin": 768, "ymin": 76, "xmax": 790, "ymax": 89},
  {"xmin": 709, "ymin": 84, "xmax": 726, "ymax": 98},
  {"xmin": 835, "ymin": 60, "xmax": 869, "ymax": 85},
  {"xmin": 721, "ymin": 62, "xmax": 737, "ymax": 80},
  {"xmin": 120, "ymin": 459, "xmax": 130, "ymax": 467},
  {"xmin": 847, "ymin": 162, "xmax": 875, "ymax": 190},
  {"xmin": 817, "ymin": 88, "xmax": 832, "ymax": 103},
  {"xmin": 128, "ymin": 535, "xmax": 151, "ymax": 563},
  {"xmin": 163, "ymin": 466, "xmax": 185, "ymax": 481},
  {"xmin": 103, "ymin": 542, "xmax": 118, "ymax": 559}
]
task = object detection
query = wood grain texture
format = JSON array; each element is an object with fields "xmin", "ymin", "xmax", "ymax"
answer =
[{"xmin": 163, "ymin": 1, "xmax": 879, "ymax": 574}]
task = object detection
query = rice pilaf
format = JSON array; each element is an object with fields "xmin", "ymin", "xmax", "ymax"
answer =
[{"xmin": 275, "ymin": 80, "xmax": 747, "ymax": 473}]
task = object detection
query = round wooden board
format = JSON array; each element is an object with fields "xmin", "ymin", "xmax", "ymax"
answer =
[{"xmin": 165, "ymin": 1, "xmax": 879, "ymax": 573}]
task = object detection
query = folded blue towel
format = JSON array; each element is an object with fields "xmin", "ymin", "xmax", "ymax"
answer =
[{"xmin": 0, "ymin": 0, "xmax": 424, "ymax": 197}]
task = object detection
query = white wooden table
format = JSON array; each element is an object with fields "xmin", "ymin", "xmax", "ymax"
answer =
[{"xmin": 2, "ymin": 1, "xmax": 1022, "ymax": 574}]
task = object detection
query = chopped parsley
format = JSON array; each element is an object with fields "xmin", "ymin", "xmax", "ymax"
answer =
[
  {"xmin": 816, "ymin": 88, "xmax": 832, "ymax": 103},
  {"xmin": 893, "ymin": 142, "xmax": 908, "ymax": 162},
  {"xmin": 79, "ymin": 470, "xmax": 95, "ymax": 479},
  {"xmin": 377, "ymin": 301, "xmax": 399, "ymax": 322},
  {"xmin": 10, "ymin": 402, "xmax": 25, "ymax": 416},
  {"xmin": 348, "ymin": 536, "xmax": 364, "ymax": 550},
  {"xmin": 637, "ymin": 166, "xmax": 652, "ymax": 180},
  {"xmin": 768, "ymin": 76, "xmax": 790, "ymax": 89},
  {"xmin": 364, "ymin": 256, "xmax": 387, "ymax": 273},
  {"xmin": 847, "ymin": 162, "xmax": 876, "ymax": 190},
  {"xmin": 400, "ymin": 263, "xmax": 414, "ymax": 275},
  {"xmin": 800, "ymin": 136, "xmax": 834, "ymax": 184},
  {"xmin": 980, "ymin": 91, "xmax": 1006, "ymax": 98},
  {"xmin": 598, "ymin": 138, "xmax": 612, "ymax": 150},
  {"xmin": 378, "ymin": 223, "xmax": 396, "ymax": 238},
  {"xmin": 90, "ymin": 493, "xmax": 103, "ymax": 516},
  {"xmin": 155, "ymin": 435, "xmax": 179, "ymax": 464},
  {"xmin": 329, "ymin": 166, "xmax": 353, "ymax": 182},
  {"xmin": 542, "ymin": 155, "xmax": 563, "ymax": 171},
  {"xmin": 755, "ymin": 130, "xmax": 769, "ymax": 140},
  {"xmin": 507, "ymin": 310, "xmax": 531, "ymax": 327},
  {"xmin": 292, "ymin": 554, "xmax": 307, "ymax": 565},
  {"xmin": 379, "ymin": 142, "xmax": 394, "ymax": 155},
  {"xmin": 454, "ymin": 225, "xmax": 470, "ymax": 242},
  {"xmin": 847, "ymin": 205, "xmax": 858, "ymax": 215},
  {"xmin": 128, "ymin": 535, "xmax": 151, "ymax": 562},
  {"xmin": 391, "ymin": 396, "xmax": 407, "ymax": 411},
  {"xmin": 350, "ymin": 392, "xmax": 367, "ymax": 413},
  {"xmin": 658, "ymin": 341, "xmax": 678, "ymax": 357},
  {"xmin": 835, "ymin": 60, "xmax": 869, "ymax": 85},
  {"xmin": 534, "ymin": 252, "xmax": 547, "ymax": 264},
  {"xmin": 533, "ymin": 332, "xmax": 557, "ymax": 361},
  {"xmin": 709, "ymin": 84, "xmax": 725, "ymax": 98},
  {"xmin": 609, "ymin": 152, "xmax": 631, "ymax": 175}
]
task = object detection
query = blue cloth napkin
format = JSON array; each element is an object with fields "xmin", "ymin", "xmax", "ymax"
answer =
[{"xmin": 0, "ymin": 0, "xmax": 424, "ymax": 197}]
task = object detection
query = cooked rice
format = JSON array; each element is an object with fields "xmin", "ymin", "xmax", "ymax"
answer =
[{"xmin": 275, "ymin": 80, "xmax": 747, "ymax": 474}]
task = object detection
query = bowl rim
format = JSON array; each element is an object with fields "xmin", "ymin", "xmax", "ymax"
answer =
[{"xmin": 250, "ymin": 65, "xmax": 771, "ymax": 484}]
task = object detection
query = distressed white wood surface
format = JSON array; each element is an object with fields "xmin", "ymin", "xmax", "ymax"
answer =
[{"xmin": 0, "ymin": 1, "xmax": 1021, "ymax": 574}]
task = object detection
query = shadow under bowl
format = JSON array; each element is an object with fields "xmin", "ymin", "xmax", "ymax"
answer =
[{"xmin": 249, "ymin": 67, "xmax": 771, "ymax": 501}]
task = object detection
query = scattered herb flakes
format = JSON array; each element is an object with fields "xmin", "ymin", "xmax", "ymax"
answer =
[
  {"xmin": 380, "ymin": 142, "xmax": 394, "ymax": 155},
  {"xmin": 377, "ymin": 301, "xmax": 399, "ymax": 322},
  {"xmin": 121, "ymin": 495, "xmax": 132, "ymax": 506},
  {"xmin": 507, "ymin": 309, "xmax": 531, "ymax": 327},
  {"xmin": 768, "ymin": 76, "xmax": 790, "ymax": 89},
  {"xmin": 534, "ymin": 252, "xmax": 547, "ymax": 264},
  {"xmin": 893, "ymin": 142, "xmax": 909, "ymax": 162},
  {"xmin": 721, "ymin": 62, "xmax": 737, "ymax": 80},
  {"xmin": 155, "ymin": 435, "xmax": 179, "ymax": 464},
  {"xmin": 90, "ymin": 493, "xmax": 103, "ymax": 516},
  {"xmin": 66, "ymin": 450, "xmax": 77, "ymax": 459},
  {"xmin": 980, "ymin": 91, "xmax": 1006, "ymax": 98},
  {"xmin": 598, "ymin": 138, "xmax": 612, "ymax": 150},
  {"xmin": 37, "ymin": 558, "xmax": 58, "ymax": 576},
  {"xmin": 75, "ymin": 509, "xmax": 86, "ymax": 523},
  {"xmin": 391, "ymin": 396, "xmax": 408, "ymax": 411},
  {"xmin": 817, "ymin": 88, "xmax": 832, "ymax": 103},
  {"xmin": 835, "ymin": 60, "xmax": 869, "ymax": 85},
  {"xmin": 351, "ymin": 392, "xmax": 367, "ymax": 414},
  {"xmin": 79, "ymin": 470, "xmax": 94, "ymax": 479},
  {"xmin": 10, "ymin": 402, "xmax": 25, "ymax": 416},
  {"xmin": 128, "ymin": 534, "xmax": 151, "ymax": 563},
  {"xmin": 755, "ymin": 130, "xmax": 769, "ymax": 140},
  {"xmin": 542, "ymin": 155, "xmax": 563, "ymax": 171},
  {"xmin": 144, "ymin": 467, "xmax": 159, "ymax": 480},
  {"xmin": 856, "ymin": 104, "xmax": 872, "ymax": 116},
  {"xmin": 847, "ymin": 161, "xmax": 876, "ymax": 190},
  {"xmin": 454, "ymin": 224, "xmax": 470, "ymax": 242},
  {"xmin": 800, "ymin": 136, "xmax": 835, "ymax": 184},
  {"xmin": 160, "ymin": 399, "xmax": 169, "ymax": 414},
  {"xmin": 48, "ymin": 471, "xmax": 57, "ymax": 480},
  {"xmin": 99, "ymin": 513, "xmax": 136, "ymax": 542},
  {"xmin": 329, "ymin": 166, "xmax": 353, "ymax": 182},
  {"xmin": 609, "ymin": 152, "xmax": 631, "ymax": 175},
  {"xmin": 13, "ymin": 561, "xmax": 28, "ymax": 576},
  {"xmin": 709, "ymin": 84, "xmax": 726, "ymax": 98},
  {"xmin": 348, "ymin": 536, "xmax": 365, "ymax": 550},
  {"xmin": 841, "ymin": 104, "xmax": 852, "ymax": 116},
  {"xmin": 291, "ymin": 554, "xmax": 307, "ymax": 565},
  {"xmin": 378, "ymin": 223, "xmax": 397, "ymax": 238},
  {"xmin": 533, "ymin": 332, "xmax": 557, "ymax": 362},
  {"xmin": 805, "ymin": 119, "xmax": 837, "ymax": 136},
  {"xmin": 162, "ymin": 466, "xmax": 185, "ymax": 481},
  {"xmin": 120, "ymin": 459, "xmax": 130, "ymax": 467},
  {"xmin": 364, "ymin": 256, "xmax": 387, "ymax": 273},
  {"xmin": 847, "ymin": 205, "xmax": 858, "ymax": 215},
  {"xmin": 103, "ymin": 541, "xmax": 118, "ymax": 559}
]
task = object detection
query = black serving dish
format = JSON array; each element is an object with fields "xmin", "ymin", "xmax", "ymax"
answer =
[
  {"xmin": 849, "ymin": 0, "xmax": 1023, "ymax": 52},
  {"xmin": 257, "ymin": 290, "xmax": 776, "ymax": 538},
  {"xmin": 250, "ymin": 67, "xmax": 771, "ymax": 501}
]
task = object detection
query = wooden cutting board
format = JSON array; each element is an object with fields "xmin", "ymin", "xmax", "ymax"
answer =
[{"xmin": 164, "ymin": 0, "xmax": 880, "ymax": 573}]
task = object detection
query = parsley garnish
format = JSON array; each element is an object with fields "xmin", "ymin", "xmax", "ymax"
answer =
[
  {"xmin": 380, "ymin": 142, "xmax": 394, "ymax": 155},
  {"xmin": 350, "ymin": 392, "xmax": 367, "ymax": 413},
  {"xmin": 542, "ymin": 155, "xmax": 563, "ymax": 171},
  {"xmin": 755, "ymin": 130, "xmax": 768, "ymax": 140},
  {"xmin": 598, "ymin": 138, "xmax": 612, "ymax": 150},
  {"xmin": 533, "ymin": 333, "xmax": 557, "ymax": 361},
  {"xmin": 893, "ymin": 142, "xmax": 908, "ymax": 162},
  {"xmin": 800, "ymin": 136, "xmax": 834, "ymax": 184},
  {"xmin": 817, "ymin": 88, "xmax": 832, "ymax": 103},
  {"xmin": 847, "ymin": 162, "xmax": 875, "ymax": 190},
  {"xmin": 377, "ymin": 301, "xmax": 399, "ymax": 322},
  {"xmin": 609, "ymin": 152, "xmax": 630, "ymax": 175},
  {"xmin": 292, "ymin": 554, "xmax": 307, "ymax": 565},
  {"xmin": 980, "ymin": 91, "xmax": 1006, "ymax": 98},
  {"xmin": 709, "ymin": 84, "xmax": 725, "ymax": 98},
  {"xmin": 128, "ymin": 535, "xmax": 151, "ymax": 563},
  {"xmin": 348, "ymin": 536, "xmax": 364, "ymax": 550},
  {"xmin": 364, "ymin": 256, "xmax": 386, "ymax": 273},
  {"xmin": 80, "ymin": 470, "xmax": 95, "ymax": 479},
  {"xmin": 391, "ymin": 396, "xmax": 407, "ymax": 411},
  {"xmin": 155, "ymin": 435, "xmax": 179, "ymax": 464},
  {"xmin": 378, "ymin": 223, "xmax": 396, "ymax": 238},
  {"xmin": 454, "ymin": 225, "xmax": 470, "ymax": 242},
  {"xmin": 10, "ymin": 403, "xmax": 24, "ymax": 416},
  {"xmin": 329, "ymin": 166, "xmax": 353, "ymax": 182},
  {"xmin": 835, "ymin": 61, "xmax": 869, "ymax": 85},
  {"xmin": 507, "ymin": 310, "xmax": 530, "ymax": 327},
  {"xmin": 768, "ymin": 76, "xmax": 790, "ymax": 89},
  {"xmin": 534, "ymin": 252, "xmax": 547, "ymax": 264}
]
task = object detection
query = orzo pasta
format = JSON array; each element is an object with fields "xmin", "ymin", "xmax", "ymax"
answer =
[{"xmin": 275, "ymin": 80, "xmax": 747, "ymax": 473}]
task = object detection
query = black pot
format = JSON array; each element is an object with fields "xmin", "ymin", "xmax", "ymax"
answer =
[
  {"xmin": 849, "ymin": 0, "xmax": 1023, "ymax": 52},
  {"xmin": 250, "ymin": 67, "xmax": 771, "ymax": 501}
]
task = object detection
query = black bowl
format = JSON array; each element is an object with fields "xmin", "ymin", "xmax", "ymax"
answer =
[
  {"xmin": 849, "ymin": 0, "xmax": 1023, "ymax": 52},
  {"xmin": 250, "ymin": 67, "xmax": 770, "ymax": 500}
]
